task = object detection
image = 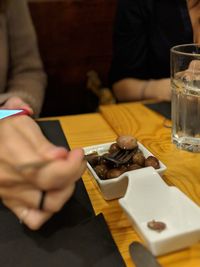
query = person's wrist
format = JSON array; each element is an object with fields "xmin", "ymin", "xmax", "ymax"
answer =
[
  {"xmin": 140, "ymin": 81, "xmax": 149, "ymax": 99},
  {"xmin": 144, "ymin": 79, "xmax": 171, "ymax": 100},
  {"xmin": 143, "ymin": 80, "xmax": 155, "ymax": 99}
]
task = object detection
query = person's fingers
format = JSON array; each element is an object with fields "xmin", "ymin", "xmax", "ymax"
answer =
[
  {"xmin": 1, "ymin": 178, "xmax": 76, "ymax": 213},
  {"xmin": 41, "ymin": 183, "xmax": 75, "ymax": 212},
  {"xmin": 2, "ymin": 199, "xmax": 52, "ymax": 230},
  {"xmin": 0, "ymin": 96, "xmax": 33, "ymax": 115},
  {"xmin": 30, "ymin": 148, "xmax": 86, "ymax": 190},
  {"xmin": 0, "ymin": 148, "xmax": 85, "ymax": 206},
  {"xmin": 24, "ymin": 208, "xmax": 53, "ymax": 230},
  {"xmin": 0, "ymin": 149, "xmax": 86, "ymax": 207},
  {"xmin": 0, "ymin": 183, "xmax": 41, "ymax": 209},
  {"xmin": 41, "ymin": 146, "xmax": 69, "ymax": 160},
  {"xmin": 0, "ymin": 180, "xmax": 76, "ymax": 213}
]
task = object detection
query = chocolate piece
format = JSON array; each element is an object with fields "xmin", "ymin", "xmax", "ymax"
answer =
[
  {"xmin": 132, "ymin": 152, "xmax": 145, "ymax": 166},
  {"xmin": 109, "ymin": 143, "xmax": 121, "ymax": 154},
  {"xmin": 94, "ymin": 164, "xmax": 108, "ymax": 179},
  {"xmin": 147, "ymin": 220, "xmax": 166, "ymax": 232},
  {"xmin": 145, "ymin": 156, "xmax": 160, "ymax": 169},
  {"xmin": 116, "ymin": 135, "xmax": 138, "ymax": 150}
]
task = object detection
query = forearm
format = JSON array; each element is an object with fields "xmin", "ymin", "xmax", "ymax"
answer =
[
  {"xmin": 144, "ymin": 78, "xmax": 171, "ymax": 100},
  {"xmin": 112, "ymin": 78, "xmax": 171, "ymax": 102},
  {"xmin": 112, "ymin": 78, "xmax": 148, "ymax": 101}
]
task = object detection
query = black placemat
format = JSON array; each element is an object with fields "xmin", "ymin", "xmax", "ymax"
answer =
[
  {"xmin": 144, "ymin": 101, "xmax": 171, "ymax": 120},
  {"xmin": 0, "ymin": 211, "xmax": 125, "ymax": 267},
  {"xmin": 0, "ymin": 120, "xmax": 125, "ymax": 267},
  {"xmin": 37, "ymin": 120, "xmax": 95, "ymax": 222}
]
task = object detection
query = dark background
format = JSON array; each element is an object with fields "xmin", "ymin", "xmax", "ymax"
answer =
[{"xmin": 29, "ymin": 0, "xmax": 117, "ymax": 117}]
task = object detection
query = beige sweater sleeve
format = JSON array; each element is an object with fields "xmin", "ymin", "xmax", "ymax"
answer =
[{"xmin": 1, "ymin": 0, "xmax": 47, "ymax": 117}]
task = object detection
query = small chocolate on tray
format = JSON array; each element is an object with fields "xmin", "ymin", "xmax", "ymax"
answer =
[
  {"xmin": 147, "ymin": 220, "xmax": 167, "ymax": 232},
  {"xmin": 85, "ymin": 135, "xmax": 160, "ymax": 180}
]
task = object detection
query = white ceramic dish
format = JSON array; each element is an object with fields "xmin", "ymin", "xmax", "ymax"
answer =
[
  {"xmin": 119, "ymin": 167, "xmax": 200, "ymax": 256},
  {"xmin": 84, "ymin": 142, "xmax": 167, "ymax": 200}
]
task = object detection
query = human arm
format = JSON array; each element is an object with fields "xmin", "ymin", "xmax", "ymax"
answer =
[
  {"xmin": 0, "ymin": 115, "xmax": 86, "ymax": 230},
  {"xmin": 110, "ymin": 0, "xmax": 171, "ymax": 101},
  {"xmin": 0, "ymin": 0, "xmax": 46, "ymax": 116},
  {"xmin": 112, "ymin": 78, "xmax": 171, "ymax": 102}
]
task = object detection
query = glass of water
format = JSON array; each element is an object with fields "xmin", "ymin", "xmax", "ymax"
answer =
[{"xmin": 171, "ymin": 44, "xmax": 200, "ymax": 152}]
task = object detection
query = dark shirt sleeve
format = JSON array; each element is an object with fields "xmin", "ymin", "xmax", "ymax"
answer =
[
  {"xmin": 109, "ymin": 0, "xmax": 151, "ymax": 85},
  {"xmin": 109, "ymin": 0, "xmax": 193, "ymax": 87}
]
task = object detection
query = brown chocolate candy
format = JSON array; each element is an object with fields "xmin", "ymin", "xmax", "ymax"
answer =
[
  {"xmin": 106, "ymin": 167, "xmax": 126, "ymax": 179},
  {"xmin": 109, "ymin": 143, "xmax": 120, "ymax": 154},
  {"xmin": 116, "ymin": 135, "xmax": 138, "ymax": 150},
  {"xmin": 94, "ymin": 164, "xmax": 108, "ymax": 179},
  {"xmin": 145, "ymin": 156, "xmax": 160, "ymax": 169},
  {"xmin": 85, "ymin": 152, "xmax": 101, "ymax": 167},
  {"xmin": 127, "ymin": 163, "xmax": 142, "ymax": 171},
  {"xmin": 147, "ymin": 220, "xmax": 166, "ymax": 232},
  {"xmin": 132, "ymin": 152, "xmax": 145, "ymax": 166}
]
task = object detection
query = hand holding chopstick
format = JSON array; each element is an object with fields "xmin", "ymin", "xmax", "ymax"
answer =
[{"xmin": 0, "ymin": 115, "xmax": 86, "ymax": 230}]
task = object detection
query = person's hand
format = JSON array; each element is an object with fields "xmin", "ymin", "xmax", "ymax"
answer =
[
  {"xmin": 0, "ymin": 115, "xmax": 86, "ymax": 230},
  {"xmin": 0, "ymin": 96, "xmax": 33, "ymax": 115}
]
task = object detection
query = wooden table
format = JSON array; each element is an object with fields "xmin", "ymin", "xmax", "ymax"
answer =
[{"xmin": 47, "ymin": 102, "xmax": 200, "ymax": 267}]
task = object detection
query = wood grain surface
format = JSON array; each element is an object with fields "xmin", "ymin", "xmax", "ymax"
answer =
[
  {"xmin": 100, "ymin": 102, "xmax": 200, "ymax": 266},
  {"xmin": 46, "ymin": 105, "xmax": 200, "ymax": 267}
]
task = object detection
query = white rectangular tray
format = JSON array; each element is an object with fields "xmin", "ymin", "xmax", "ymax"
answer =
[{"xmin": 119, "ymin": 167, "xmax": 200, "ymax": 256}]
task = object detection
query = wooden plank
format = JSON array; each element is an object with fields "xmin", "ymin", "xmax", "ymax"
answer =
[
  {"xmin": 44, "ymin": 107, "xmax": 200, "ymax": 266},
  {"xmin": 99, "ymin": 102, "xmax": 200, "ymax": 266}
]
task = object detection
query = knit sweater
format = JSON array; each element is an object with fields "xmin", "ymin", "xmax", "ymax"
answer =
[{"xmin": 0, "ymin": 0, "xmax": 46, "ymax": 117}]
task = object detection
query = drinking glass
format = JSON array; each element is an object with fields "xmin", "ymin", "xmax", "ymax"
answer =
[{"xmin": 171, "ymin": 44, "xmax": 200, "ymax": 152}]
